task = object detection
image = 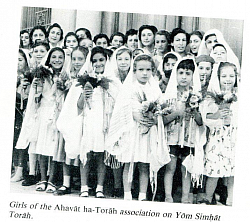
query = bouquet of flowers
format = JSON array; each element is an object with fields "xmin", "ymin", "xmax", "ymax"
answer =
[
  {"xmin": 76, "ymin": 71, "xmax": 111, "ymax": 109},
  {"xmin": 137, "ymin": 91, "xmax": 172, "ymax": 134},
  {"xmin": 206, "ymin": 90, "xmax": 237, "ymax": 109},
  {"xmin": 185, "ymin": 92, "xmax": 202, "ymax": 114}
]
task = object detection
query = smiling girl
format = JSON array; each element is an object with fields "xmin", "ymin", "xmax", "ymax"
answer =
[
  {"xmin": 200, "ymin": 62, "xmax": 238, "ymax": 206},
  {"xmin": 16, "ymin": 47, "xmax": 67, "ymax": 193}
]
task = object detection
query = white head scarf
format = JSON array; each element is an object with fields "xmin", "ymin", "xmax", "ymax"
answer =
[
  {"xmin": 198, "ymin": 29, "xmax": 240, "ymax": 71},
  {"xmin": 106, "ymin": 46, "xmax": 133, "ymax": 84},
  {"xmin": 163, "ymin": 56, "xmax": 202, "ymax": 101}
]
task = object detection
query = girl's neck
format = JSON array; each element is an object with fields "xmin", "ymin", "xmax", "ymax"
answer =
[
  {"xmin": 178, "ymin": 51, "xmax": 186, "ymax": 58},
  {"xmin": 118, "ymin": 70, "xmax": 128, "ymax": 83},
  {"xmin": 144, "ymin": 44, "xmax": 154, "ymax": 53},
  {"xmin": 157, "ymin": 50, "xmax": 167, "ymax": 57},
  {"xmin": 221, "ymin": 87, "xmax": 233, "ymax": 93},
  {"xmin": 177, "ymin": 85, "xmax": 190, "ymax": 92}
]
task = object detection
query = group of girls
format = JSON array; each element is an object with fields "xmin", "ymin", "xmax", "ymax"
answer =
[{"xmin": 12, "ymin": 22, "xmax": 240, "ymax": 206}]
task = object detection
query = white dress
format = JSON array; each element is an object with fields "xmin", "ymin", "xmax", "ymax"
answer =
[
  {"xmin": 80, "ymin": 86, "xmax": 114, "ymax": 164},
  {"xmin": 26, "ymin": 77, "xmax": 64, "ymax": 160},
  {"xmin": 116, "ymin": 81, "xmax": 160, "ymax": 163}
]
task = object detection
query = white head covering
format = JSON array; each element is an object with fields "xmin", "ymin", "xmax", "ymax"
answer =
[
  {"xmin": 106, "ymin": 46, "xmax": 132, "ymax": 83},
  {"xmin": 198, "ymin": 29, "xmax": 240, "ymax": 71},
  {"xmin": 163, "ymin": 56, "xmax": 202, "ymax": 101}
]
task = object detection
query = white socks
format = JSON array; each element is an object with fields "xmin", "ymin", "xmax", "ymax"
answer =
[
  {"xmin": 138, "ymin": 192, "xmax": 146, "ymax": 201},
  {"xmin": 11, "ymin": 166, "xmax": 23, "ymax": 182},
  {"xmin": 63, "ymin": 176, "xmax": 71, "ymax": 188},
  {"xmin": 124, "ymin": 191, "xmax": 132, "ymax": 200},
  {"xmin": 81, "ymin": 185, "xmax": 89, "ymax": 192},
  {"xmin": 96, "ymin": 185, "xmax": 103, "ymax": 192}
]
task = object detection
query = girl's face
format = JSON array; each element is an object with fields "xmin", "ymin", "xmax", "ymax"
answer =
[
  {"xmin": 171, "ymin": 33, "xmax": 187, "ymax": 53},
  {"xmin": 198, "ymin": 62, "xmax": 212, "ymax": 84},
  {"xmin": 111, "ymin": 36, "xmax": 124, "ymax": 48},
  {"xmin": 48, "ymin": 27, "xmax": 61, "ymax": 45},
  {"xmin": 33, "ymin": 45, "xmax": 48, "ymax": 63},
  {"xmin": 155, "ymin": 34, "xmax": 168, "ymax": 54},
  {"xmin": 163, "ymin": 58, "xmax": 177, "ymax": 71},
  {"xmin": 32, "ymin": 29, "xmax": 45, "ymax": 44},
  {"xmin": 72, "ymin": 50, "xmax": 86, "ymax": 72},
  {"xmin": 92, "ymin": 53, "xmax": 107, "ymax": 74},
  {"xmin": 96, "ymin": 37, "xmax": 108, "ymax": 49},
  {"xmin": 141, "ymin": 29, "xmax": 154, "ymax": 47},
  {"xmin": 205, "ymin": 35, "xmax": 218, "ymax": 53},
  {"xmin": 176, "ymin": 68, "xmax": 193, "ymax": 87},
  {"xmin": 49, "ymin": 50, "xmax": 65, "ymax": 70},
  {"xmin": 65, "ymin": 35, "xmax": 78, "ymax": 49},
  {"xmin": 76, "ymin": 30, "xmax": 87, "ymax": 39},
  {"xmin": 79, "ymin": 38, "xmax": 93, "ymax": 51},
  {"xmin": 21, "ymin": 32, "xmax": 30, "ymax": 47},
  {"xmin": 127, "ymin": 34, "xmax": 138, "ymax": 50},
  {"xmin": 189, "ymin": 34, "xmax": 201, "ymax": 54},
  {"xmin": 116, "ymin": 51, "xmax": 131, "ymax": 72},
  {"xmin": 18, "ymin": 53, "xmax": 27, "ymax": 72},
  {"xmin": 212, "ymin": 46, "xmax": 227, "ymax": 63},
  {"xmin": 134, "ymin": 60, "xmax": 153, "ymax": 85},
  {"xmin": 219, "ymin": 66, "xmax": 236, "ymax": 91}
]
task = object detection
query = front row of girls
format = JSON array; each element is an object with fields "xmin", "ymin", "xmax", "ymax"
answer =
[{"xmin": 13, "ymin": 43, "xmax": 238, "ymax": 206}]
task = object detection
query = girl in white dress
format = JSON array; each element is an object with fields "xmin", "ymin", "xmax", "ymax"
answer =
[
  {"xmin": 76, "ymin": 46, "xmax": 119, "ymax": 198},
  {"xmin": 106, "ymin": 54, "xmax": 170, "ymax": 201},
  {"xmin": 16, "ymin": 47, "xmax": 67, "ymax": 192}
]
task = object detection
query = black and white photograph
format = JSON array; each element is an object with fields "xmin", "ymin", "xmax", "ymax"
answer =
[{"xmin": 1, "ymin": 0, "xmax": 250, "ymax": 221}]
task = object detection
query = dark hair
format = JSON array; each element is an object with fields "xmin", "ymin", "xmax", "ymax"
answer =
[
  {"xmin": 93, "ymin": 33, "xmax": 110, "ymax": 46},
  {"xmin": 163, "ymin": 53, "xmax": 178, "ymax": 69},
  {"xmin": 71, "ymin": 46, "xmax": 89, "ymax": 60},
  {"xmin": 156, "ymin": 30, "xmax": 170, "ymax": 42},
  {"xmin": 205, "ymin": 33, "xmax": 216, "ymax": 42},
  {"xmin": 217, "ymin": 62, "xmax": 237, "ymax": 87},
  {"xmin": 64, "ymin": 32, "xmax": 79, "ymax": 47},
  {"xmin": 32, "ymin": 41, "xmax": 50, "ymax": 51},
  {"xmin": 45, "ymin": 47, "xmax": 65, "ymax": 68},
  {"xmin": 116, "ymin": 47, "xmax": 132, "ymax": 59},
  {"xmin": 213, "ymin": 43, "xmax": 227, "ymax": 52},
  {"xmin": 133, "ymin": 54, "xmax": 156, "ymax": 73},
  {"xmin": 20, "ymin": 30, "xmax": 30, "ymax": 48},
  {"xmin": 90, "ymin": 46, "xmax": 108, "ymax": 63},
  {"xmin": 170, "ymin": 28, "xmax": 190, "ymax": 44},
  {"xmin": 110, "ymin": 32, "xmax": 125, "ymax": 44},
  {"xmin": 29, "ymin": 25, "xmax": 47, "ymax": 46},
  {"xmin": 189, "ymin": 30, "xmax": 203, "ymax": 41},
  {"xmin": 75, "ymin": 28, "xmax": 92, "ymax": 40},
  {"xmin": 18, "ymin": 49, "xmax": 29, "ymax": 70},
  {"xmin": 46, "ymin": 23, "xmax": 64, "ymax": 41},
  {"xmin": 125, "ymin": 29, "xmax": 138, "ymax": 43},
  {"xmin": 138, "ymin": 25, "xmax": 158, "ymax": 41},
  {"xmin": 177, "ymin": 59, "xmax": 195, "ymax": 72}
]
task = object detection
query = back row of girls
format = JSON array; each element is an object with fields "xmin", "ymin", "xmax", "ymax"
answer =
[{"xmin": 12, "ymin": 23, "xmax": 240, "ymax": 206}]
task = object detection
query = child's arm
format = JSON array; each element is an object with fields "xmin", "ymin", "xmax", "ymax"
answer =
[
  {"xmin": 163, "ymin": 102, "xmax": 185, "ymax": 125},
  {"xmin": 163, "ymin": 111, "xmax": 179, "ymax": 125}
]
